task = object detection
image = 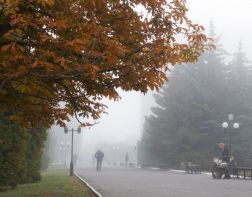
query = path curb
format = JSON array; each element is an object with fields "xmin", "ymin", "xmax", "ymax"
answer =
[{"xmin": 74, "ymin": 172, "xmax": 103, "ymax": 197}]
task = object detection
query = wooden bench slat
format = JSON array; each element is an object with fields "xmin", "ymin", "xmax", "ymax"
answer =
[{"xmin": 236, "ymin": 167, "xmax": 252, "ymax": 170}]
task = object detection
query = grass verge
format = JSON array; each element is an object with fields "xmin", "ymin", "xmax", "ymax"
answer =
[{"xmin": 0, "ymin": 167, "xmax": 96, "ymax": 197}]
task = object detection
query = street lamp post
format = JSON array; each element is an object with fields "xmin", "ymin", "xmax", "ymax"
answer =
[
  {"xmin": 222, "ymin": 114, "xmax": 239, "ymax": 154},
  {"xmin": 64, "ymin": 127, "xmax": 81, "ymax": 176}
]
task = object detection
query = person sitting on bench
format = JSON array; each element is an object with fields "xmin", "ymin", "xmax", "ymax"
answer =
[{"xmin": 218, "ymin": 143, "xmax": 231, "ymax": 179}]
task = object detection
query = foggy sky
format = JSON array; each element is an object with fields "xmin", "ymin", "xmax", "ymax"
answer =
[{"xmin": 188, "ymin": 0, "xmax": 252, "ymax": 60}]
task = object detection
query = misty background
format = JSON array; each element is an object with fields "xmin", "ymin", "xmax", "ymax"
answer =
[{"xmin": 45, "ymin": 0, "xmax": 252, "ymax": 168}]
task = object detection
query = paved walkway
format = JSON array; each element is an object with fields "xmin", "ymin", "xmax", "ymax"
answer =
[{"xmin": 77, "ymin": 168, "xmax": 252, "ymax": 197}]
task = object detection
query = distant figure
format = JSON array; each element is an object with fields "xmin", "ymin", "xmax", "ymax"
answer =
[
  {"xmin": 125, "ymin": 153, "xmax": 129, "ymax": 167},
  {"xmin": 73, "ymin": 153, "xmax": 78, "ymax": 166},
  {"xmin": 95, "ymin": 150, "xmax": 104, "ymax": 171}
]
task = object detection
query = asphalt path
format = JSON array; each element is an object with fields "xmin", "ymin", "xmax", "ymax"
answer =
[{"xmin": 77, "ymin": 168, "xmax": 252, "ymax": 197}]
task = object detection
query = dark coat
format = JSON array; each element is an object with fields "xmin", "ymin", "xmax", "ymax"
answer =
[
  {"xmin": 221, "ymin": 146, "xmax": 230, "ymax": 163},
  {"xmin": 95, "ymin": 150, "xmax": 104, "ymax": 161}
]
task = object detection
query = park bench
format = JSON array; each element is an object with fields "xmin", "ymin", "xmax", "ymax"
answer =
[
  {"xmin": 236, "ymin": 167, "xmax": 252, "ymax": 179},
  {"xmin": 128, "ymin": 162, "xmax": 137, "ymax": 168},
  {"xmin": 141, "ymin": 164, "xmax": 154, "ymax": 169},
  {"xmin": 186, "ymin": 164, "xmax": 201, "ymax": 174},
  {"xmin": 159, "ymin": 163, "xmax": 170, "ymax": 170}
]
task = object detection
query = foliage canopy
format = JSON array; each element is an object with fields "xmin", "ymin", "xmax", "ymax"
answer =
[{"xmin": 0, "ymin": 0, "xmax": 210, "ymax": 127}]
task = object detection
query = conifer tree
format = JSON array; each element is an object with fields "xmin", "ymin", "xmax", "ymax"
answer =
[{"xmin": 139, "ymin": 24, "xmax": 252, "ymax": 169}]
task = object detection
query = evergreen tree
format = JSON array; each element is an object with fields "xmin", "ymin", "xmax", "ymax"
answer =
[
  {"xmin": 0, "ymin": 114, "xmax": 47, "ymax": 189},
  {"xmin": 0, "ymin": 115, "xmax": 28, "ymax": 189},
  {"xmin": 225, "ymin": 43, "xmax": 252, "ymax": 165},
  {"xmin": 140, "ymin": 25, "xmax": 252, "ymax": 169}
]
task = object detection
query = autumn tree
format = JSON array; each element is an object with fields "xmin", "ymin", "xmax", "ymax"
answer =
[{"xmin": 0, "ymin": 0, "xmax": 210, "ymax": 127}]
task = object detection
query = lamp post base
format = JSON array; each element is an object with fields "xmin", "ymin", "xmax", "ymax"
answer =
[{"xmin": 70, "ymin": 162, "xmax": 74, "ymax": 176}]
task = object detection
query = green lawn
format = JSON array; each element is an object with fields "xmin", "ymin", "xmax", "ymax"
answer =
[{"xmin": 0, "ymin": 167, "xmax": 96, "ymax": 197}]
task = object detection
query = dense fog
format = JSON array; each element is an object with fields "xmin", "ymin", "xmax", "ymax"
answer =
[{"xmin": 45, "ymin": 0, "xmax": 252, "ymax": 169}]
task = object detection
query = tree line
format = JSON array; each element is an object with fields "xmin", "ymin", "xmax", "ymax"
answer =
[{"xmin": 139, "ymin": 25, "xmax": 252, "ymax": 170}]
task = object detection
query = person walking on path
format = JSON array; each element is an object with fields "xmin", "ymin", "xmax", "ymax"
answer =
[
  {"xmin": 125, "ymin": 153, "xmax": 129, "ymax": 167},
  {"xmin": 95, "ymin": 150, "xmax": 104, "ymax": 171},
  {"xmin": 73, "ymin": 153, "xmax": 78, "ymax": 166}
]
